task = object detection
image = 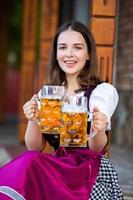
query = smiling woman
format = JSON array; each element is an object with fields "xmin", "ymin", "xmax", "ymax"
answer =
[{"xmin": 0, "ymin": 21, "xmax": 123, "ymax": 200}]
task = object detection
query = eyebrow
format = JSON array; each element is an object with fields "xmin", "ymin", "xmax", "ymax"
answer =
[{"xmin": 57, "ymin": 43, "xmax": 85, "ymax": 46}]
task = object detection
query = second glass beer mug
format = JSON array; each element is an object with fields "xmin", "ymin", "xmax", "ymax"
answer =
[
  {"xmin": 39, "ymin": 85, "xmax": 65, "ymax": 134},
  {"xmin": 60, "ymin": 96, "xmax": 88, "ymax": 147}
]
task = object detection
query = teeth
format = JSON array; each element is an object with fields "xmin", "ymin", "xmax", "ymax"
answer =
[{"xmin": 65, "ymin": 61, "xmax": 76, "ymax": 64}]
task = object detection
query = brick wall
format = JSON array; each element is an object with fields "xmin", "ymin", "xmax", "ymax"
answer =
[
  {"xmin": 112, "ymin": 0, "xmax": 133, "ymax": 148},
  {"xmin": 117, "ymin": 0, "xmax": 133, "ymax": 90}
]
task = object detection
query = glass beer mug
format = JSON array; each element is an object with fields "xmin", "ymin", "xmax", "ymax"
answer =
[
  {"xmin": 60, "ymin": 96, "xmax": 88, "ymax": 147},
  {"xmin": 38, "ymin": 85, "xmax": 65, "ymax": 134}
]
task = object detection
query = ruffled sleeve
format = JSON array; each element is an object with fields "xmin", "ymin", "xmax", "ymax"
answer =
[{"xmin": 89, "ymin": 83, "xmax": 119, "ymax": 129}]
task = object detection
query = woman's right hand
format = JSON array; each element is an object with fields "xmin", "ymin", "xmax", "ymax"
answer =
[{"xmin": 23, "ymin": 94, "xmax": 40, "ymax": 121}]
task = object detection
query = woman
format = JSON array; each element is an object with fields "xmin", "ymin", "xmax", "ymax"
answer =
[{"xmin": 0, "ymin": 21, "xmax": 123, "ymax": 200}]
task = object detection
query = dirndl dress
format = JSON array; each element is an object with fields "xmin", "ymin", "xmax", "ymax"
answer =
[
  {"xmin": 0, "ymin": 147, "xmax": 123, "ymax": 200},
  {"xmin": 0, "ymin": 84, "xmax": 123, "ymax": 199}
]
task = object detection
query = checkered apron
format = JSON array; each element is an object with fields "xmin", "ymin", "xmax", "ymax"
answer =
[{"xmin": 89, "ymin": 155, "xmax": 124, "ymax": 200}]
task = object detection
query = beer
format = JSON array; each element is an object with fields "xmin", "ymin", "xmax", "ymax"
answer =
[
  {"xmin": 60, "ymin": 96, "xmax": 88, "ymax": 147},
  {"xmin": 39, "ymin": 85, "xmax": 65, "ymax": 134},
  {"xmin": 39, "ymin": 98, "xmax": 62, "ymax": 134},
  {"xmin": 60, "ymin": 111, "xmax": 87, "ymax": 147}
]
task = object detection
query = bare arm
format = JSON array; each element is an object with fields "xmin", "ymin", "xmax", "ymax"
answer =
[
  {"xmin": 23, "ymin": 95, "xmax": 45, "ymax": 151},
  {"xmin": 25, "ymin": 121, "xmax": 45, "ymax": 151},
  {"xmin": 88, "ymin": 107, "xmax": 108, "ymax": 152}
]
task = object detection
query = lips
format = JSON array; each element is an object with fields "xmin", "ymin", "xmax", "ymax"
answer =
[{"xmin": 64, "ymin": 60, "xmax": 77, "ymax": 67}]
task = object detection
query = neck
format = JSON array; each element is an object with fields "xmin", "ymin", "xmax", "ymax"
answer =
[{"xmin": 65, "ymin": 75, "xmax": 80, "ymax": 95}]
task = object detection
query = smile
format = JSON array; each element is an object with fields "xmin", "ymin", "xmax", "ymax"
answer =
[
  {"xmin": 64, "ymin": 61, "xmax": 77, "ymax": 68},
  {"xmin": 64, "ymin": 60, "xmax": 77, "ymax": 64}
]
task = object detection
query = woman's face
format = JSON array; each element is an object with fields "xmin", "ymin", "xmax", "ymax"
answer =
[{"xmin": 57, "ymin": 29, "xmax": 89, "ymax": 77}]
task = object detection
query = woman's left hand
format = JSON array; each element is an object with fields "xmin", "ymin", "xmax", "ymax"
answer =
[{"xmin": 92, "ymin": 107, "xmax": 108, "ymax": 133}]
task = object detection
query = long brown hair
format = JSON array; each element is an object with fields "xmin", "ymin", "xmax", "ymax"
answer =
[{"xmin": 45, "ymin": 21, "xmax": 101, "ymax": 89}]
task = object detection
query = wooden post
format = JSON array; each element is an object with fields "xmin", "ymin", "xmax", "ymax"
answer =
[
  {"xmin": 37, "ymin": 0, "xmax": 59, "ymax": 89},
  {"xmin": 90, "ymin": 0, "xmax": 117, "ymax": 83},
  {"xmin": 89, "ymin": 0, "xmax": 117, "ymax": 156},
  {"xmin": 18, "ymin": 0, "xmax": 38, "ymax": 142},
  {"xmin": 0, "ymin": 1, "xmax": 8, "ymax": 123}
]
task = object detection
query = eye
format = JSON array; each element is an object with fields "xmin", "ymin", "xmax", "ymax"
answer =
[
  {"xmin": 58, "ymin": 46, "xmax": 66, "ymax": 50},
  {"xmin": 74, "ymin": 46, "xmax": 82, "ymax": 50}
]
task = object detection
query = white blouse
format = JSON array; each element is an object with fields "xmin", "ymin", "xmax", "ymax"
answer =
[
  {"xmin": 89, "ymin": 83, "xmax": 119, "ymax": 129},
  {"xmin": 89, "ymin": 83, "xmax": 118, "ymax": 118}
]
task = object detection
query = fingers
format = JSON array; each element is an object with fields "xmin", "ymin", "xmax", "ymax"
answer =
[
  {"xmin": 92, "ymin": 107, "xmax": 100, "ymax": 122},
  {"xmin": 31, "ymin": 94, "xmax": 38, "ymax": 101},
  {"xmin": 92, "ymin": 106, "xmax": 99, "ymax": 112},
  {"xmin": 92, "ymin": 107, "xmax": 108, "ymax": 132},
  {"xmin": 23, "ymin": 94, "xmax": 39, "ymax": 121}
]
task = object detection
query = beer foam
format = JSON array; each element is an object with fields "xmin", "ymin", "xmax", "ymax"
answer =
[
  {"xmin": 42, "ymin": 95, "xmax": 62, "ymax": 99},
  {"xmin": 62, "ymin": 104, "xmax": 87, "ymax": 113}
]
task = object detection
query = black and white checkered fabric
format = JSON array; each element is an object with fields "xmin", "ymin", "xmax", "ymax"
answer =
[{"xmin": 89, "ymin": 155, "xmax": 124, "ymax": 200}]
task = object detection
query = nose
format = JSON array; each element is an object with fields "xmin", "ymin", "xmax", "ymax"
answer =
[{"xmin": 65, "ymin": 47, "xmax": 74, "ymax": 57}]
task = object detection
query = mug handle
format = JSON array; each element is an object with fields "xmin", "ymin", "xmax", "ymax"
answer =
[{"xmin": 87, "ymin": 111, "xmax": 97, "ymax": 140}]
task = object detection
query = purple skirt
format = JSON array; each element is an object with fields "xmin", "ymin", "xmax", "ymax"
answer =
[{"xmin": 0, "ymin": 147, "xmax": 102, "ymax": 200}]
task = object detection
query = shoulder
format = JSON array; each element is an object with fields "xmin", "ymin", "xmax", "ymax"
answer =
[
  {"xmin": 91, "ymin": 82, "xmax": 119, "ymax": 105},
  {"xmin": 93, "ymin": 82, "xmax": 118, "ymax": 97}
]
